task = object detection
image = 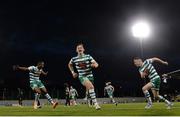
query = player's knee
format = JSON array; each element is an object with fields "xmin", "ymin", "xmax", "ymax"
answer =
[
  {"xmin": 142, "ymin": 87, "xmax": 146, "ymax": 92},
  {"xmin": 34, "ymin": 89, "xmax": 41, "ymax": 94},
  {"xmin": 87, "ymin": 85, "xmax": 94, "ymax": 90},
  {"xmin": 85, "ymin": 81, "xmax": 94, "ymax": 89},
  {"xmin": 43, "ymin": 89, "xmax": 47, "ymax": 93},
  {"xmin": 89, "ymin": 84, "xmax": 94, "ymax": 89}
]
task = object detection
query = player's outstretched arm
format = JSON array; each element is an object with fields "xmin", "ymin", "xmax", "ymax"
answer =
[
  {"xmin": 151, "ymin": 57, "xmax": 168, "ymax": 65},
  {"xmin": 13, "ymin": 65, "xmax": 29, "ymax": 71}
]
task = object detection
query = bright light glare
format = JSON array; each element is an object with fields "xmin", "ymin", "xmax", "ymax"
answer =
[{"xmin": 132, "ymin": 21, "xmax": 150, "ymax": 39}]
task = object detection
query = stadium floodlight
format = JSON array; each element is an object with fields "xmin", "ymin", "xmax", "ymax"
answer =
[
  {"xmin": 131, "ymin": 20, "xmax": 151, "ymax": 58},
  {"xmin": 132, "ymin": 21, "xmax": 150, "ymax": 39}
]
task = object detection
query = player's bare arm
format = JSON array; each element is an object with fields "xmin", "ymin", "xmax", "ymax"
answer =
[
  {"xmin": 140, "ymin": 71, "xmax": 147, "ymax": 78},
  {"xmin": 68, "ymin": 60, "xmax": 78, "ymax": 78},
  {"xmin": 91, "ymin": 60, "xmax": 99, "ymax": 68},
  {"xmin": 150, "ymin": 57, "xmax": 168, "ymax": 65},
  {"xmin": 41, "ymin": 70, "xmax": 48, "ymax": 76},
  {"xmin": 13, "ymin": 65, "xmax": 29, "ymax": 71},
  {"xmin": 112, "ymin": 86, "xmax": 115, "ymax": 92}
]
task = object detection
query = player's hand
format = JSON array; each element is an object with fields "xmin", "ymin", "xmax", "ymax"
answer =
[
  {"xmin": 163, "ymin": 61, "xmax": 168, "ymax": 66},
  {"xmin": 13, "ymin": 65, "xmax": 19, "ymax": 71},
  {"xmin": 91, "ymin": 63, "xmax": 98, "ymax": 68},
  {"xmin": 72, "ymin": 72, "xmax": 78, "ymax": 78}
]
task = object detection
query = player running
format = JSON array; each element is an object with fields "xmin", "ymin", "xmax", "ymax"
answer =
[
  {"xmin": 68, "ymin": 43, "xmax": 101, "ymax": 110},
  {"xmin": 133, "ymin": 57, "xmax": 173, "ymax": 109},
  {"xmin": 69, "ymin": 86, "xmax": 78, "ymax": 106},
  {"xmin": 104, "ymin": 82, "xmax": 117, "ymax": 106},
  {"xmin": 13, "ymin": 61, "xmax": 58, "ymax": 109}
]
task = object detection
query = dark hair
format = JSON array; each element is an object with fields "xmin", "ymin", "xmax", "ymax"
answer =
[
  {"xmin": 133, "ymin": 57, "xmax": 141, "ymax": 60},
  {"xmin": 76, "ymin": 43, "xmax": 84, "ymax": 47},
  {"xmin": 37, "ymin": 61, "xmax": 44, "ymax": 65}
]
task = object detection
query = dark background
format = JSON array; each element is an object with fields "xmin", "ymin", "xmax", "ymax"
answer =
[{"xmin": 0, "ymin": 0, "xmax": 179, "ymax": 99}]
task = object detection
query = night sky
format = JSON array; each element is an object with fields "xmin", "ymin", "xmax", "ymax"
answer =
[{"xmin": 0, "ymin": 0, "xmax": 180, "ymax": 97}]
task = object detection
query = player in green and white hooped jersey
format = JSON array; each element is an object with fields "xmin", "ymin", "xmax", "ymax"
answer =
[
  {"xmin": 133, "ymin": 57, "xmax": 173, "ymax": 109},
  {"xmin": 13, "ymin": 61, "xmax": 58, "ymax": 109},
  {"xmin": 68, "ymin": 43, "xmax": 101, "ymax": 110},
  {"xmin": 104, "ymin": 82, "xmax": 117, "ymax": 106},
  {"xmin": 69, "ymin": 86, "xmax": 78, "ymax": 106}
]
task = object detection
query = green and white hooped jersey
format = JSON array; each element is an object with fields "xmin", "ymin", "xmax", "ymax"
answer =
[
  {"xmin": 70, "ymin": 54, "xmax": 94, "ymax": 77},
  {"xmin": 28, "ymin": 66, "xmax": 42, "ymax": 81},
  {"xmin": 105, "ymin": 85, "xmax": 114, "ymax": 94},
  {"xmin": 139, "ymin": 59, "xmax": 160, "ymax": 80},
  {"xmin": 69, "ymin": 88, "xmax": 77, "ymax": 97}
]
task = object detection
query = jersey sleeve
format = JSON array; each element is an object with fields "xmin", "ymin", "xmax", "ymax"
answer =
[
  {"xmin": 139, "ymin": 59, "xmax": 152, "ymax": 72},
  {"xmin": 69, "ymin": 58, "xmax": 74, "ymax": 64},
  {"xmin": 28, "ymin": 66, "xmax": 35, "ymax": 72},
  {"xmin": 88, "ymin": 55, "xmax": 95, "ymax": 62},
  {"xmin": 146, "ymin": 59, "xmax": 153, "ymax": 64}
]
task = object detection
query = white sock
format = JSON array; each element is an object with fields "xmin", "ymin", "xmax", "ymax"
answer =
[
  {"xmin": 89, "ymin": 89, "xmax": 98, "ymax": 105},
  {"xmin": 158, "ymin": 95, "xmax": 170, "ymax": 104},
  {"xmin": 45, "ymin": 93, "xmax": 54, "ymax": 104},
  {"xmin": 144, "ymin": 90, "xmax": 152, "ymax": 104}
]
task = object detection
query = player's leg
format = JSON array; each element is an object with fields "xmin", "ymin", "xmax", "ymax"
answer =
[
  {"xmin": 153, "ymin": 90, "xmax": 172, "ymax": 108},
  {"xmin": 81, "ymin": 78, "xmax": 100, "ymax": 110},
  {"xmin": 18, "ymin": 97, "xmax": 23, "ymax": 106},
  {"xmin": 151, "ymin": 89, "xmax": 158, "ymax": 102},
  {"xmin": 109, "ymin": 94, "xmax": 117, "ymax": 105},
  {"xmin": 84, "ymin": 90, "xmax": 88, "ymax": 100},
  {"xmin": 37, "ymin": 97, "xmax": 41, "ymax": 107},
  {"xmin": 65, "ymin": 94, "xmax": 70, "ymax": 106},
  {"xmin": 69, "ymin": 96, "xmax": 73, "ymax": 106},
  {"xmin": 151, "ymin": 78, "xmax": 173, "ymax": 109},
  {"xmin": 34, "ymin": 93, "xmax": 41, "ymax": 108},
  {"xmin": 30, "ymin": 81, "xmax": 41, "ymax": 109},
  {"xmin": 41, "ymin": 88, "xmax": 59, "ymax": 108},
  {"xmin": 67, "ymin": 95, "xmax": 70, "ymax": 106},
  {"xmin": 87, "ymin": 77, "xmax": 94, "ymax": 106},
  {"xmin": 86, "ymin": 92, "xmax": 92, "ymax": 107},
  {"xmin": 39, "ymin": 81, "xmax": 58, "ymax": 109},
  {"xmin": 85, "ymin": 90, "xmax": 93, "ymax": 107},
  {"xmin": 85, "ymin": 90, "xmax": 92, "ymax": 107},
  {"xmin": 41, "ymin": 87, "xmax": 58, "ymax": 108},
  {"xmin": 109, "ymin": 93, "xmax": 114, "ymax": 103},
  {"xmin": 73, "ymin": 98, "xmax": 77, "ymax": 106},
  {"xmin": 33, "ymin": 88, "xmax": 41, "ymax": 109},
  {"xmin": 142, "ymin": 82, "xmax": 153, "ymax": 109},
  {"xmin": 71, "ymin": 96, "xmax": 77, "ymax": 106}
]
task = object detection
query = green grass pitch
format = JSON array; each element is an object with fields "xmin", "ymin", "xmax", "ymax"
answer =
[{"xmin": 0, "ymin": 102, "xmax": 180, "ymax": 116}]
